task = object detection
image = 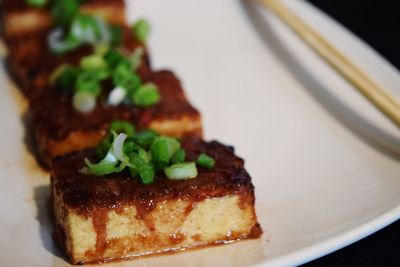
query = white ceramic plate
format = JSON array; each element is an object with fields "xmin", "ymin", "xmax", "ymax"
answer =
[{"xmin": 1, "ymin": 0, "xmax": 400, "ymax": 266}]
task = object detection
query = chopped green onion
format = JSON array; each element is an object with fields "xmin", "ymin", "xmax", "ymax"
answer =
[
  {"xmin": 94, "ymin": 43, "xmax": 110, "ymax": 56},
  {"xmin": 132, "ymin": 83, "xmax": 160, "ymax": 107},
  {"xmin": 25, "ymin": 0, "xmax": 47, "ymax": 8},
  {"xmin": 150, "ymin": 136, "xmax": 180, "ymax": 163},
  {"xmin": 111, "ymin": 132, "xmax": 129, "ymax": 163},
  {"xmin": 110, "ymin": 121, "xmax": 135, "ymax": 137},
  {"xmin": 132, "ymin": 129, "xmax": 158, "ymax": 149},
  {"xmin": 129, "ymin": 153, "xmax": 154, "ymax": 184},
  {"xmin": 49, "ymin": 64, "xmax": 70, "ymax": 85},
  {"xmin": 95, "ymin": 134, "xmax": 113, "ymax": 158},
  {"xmin": 133, "ymin": 19, "xmax": 150, "ymax": 43},
  {"xmin": 72, "ymin": 91, "xmax": 96, "ymax": 113},
  {"xmin": 51, "ymin": 0, "xmax": 80, "ymax": 26},
  {"xmin": 94, "ymin": 16, "xmax": 111, "ymax": 43},
  {"xmin": 70, "ymin": 14, "xmax": 98, "ymax": 44},
  {"xmin": 92, "ymin": 68, "xmax": 111, "ymax": 81},
  {"xmin": 113, "ymin": 63, "xmax": 141, "ymax": 92},
  {"xmin": 130, "ymin": 47, "xmax": 144, "ymax": 71},
  {"xmin": 80, "ymin": 54, "xmax": 107, "ymax": 70},
  {"xmin": 196, "ymin": 153, "xmax": 215, "ymax": 169},
  {"xmin": 109, "ymin": 25, "xmax": 123, "ymax": 46},
  {"xmin": 75, "ymin": 71, "xmax": 101, "ymax": 96},
  {"xmin": 48, "ymin": 29, "xmax": 80, "ymax": 53},
  {"xmin": 171, "ymin": 148, "xmax": 186, "ymax": 164},
  {"xmin": 108, "ymin": 86, "xmax": 127, "ymax": 106},
  {"xmin": 164, "ymin": 162, "xmax": 198, "ymax": 180},
  {"xmin": 84, "ymin": 145, "xmax": 118, "ymax": 175},
  {"xmin": 104, "ymin": 49, "xmax": 127, "ymax": 69},
  {"xmin": 55, "ymin": 66, "xmax": 80, "ymax": 91},
  {"xmin": 138, "ymin": 149, "xmax": 151, "ymax": 163}
]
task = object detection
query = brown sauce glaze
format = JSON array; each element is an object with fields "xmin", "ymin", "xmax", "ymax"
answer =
[
  {"xmin": 52, "ymin": 138, "xmax": 256, "ymax": 217},
  {"xmin": 30, "ymin": 70, "xmax": 199, "ymax": 142},
  {"xmin": 0, "ymin": 0, "xmax": 124, "ymax": 14},
  {"xmin": 169, "ymin": 233, "xmax": 185, "ymax": 245},
  {"xmin": 6, "ymin": 26, "xmax": 150, "ymax": 101},
  {"xmin": 92, "ymin": 210, "xmax": 108, "ymax": 255}
]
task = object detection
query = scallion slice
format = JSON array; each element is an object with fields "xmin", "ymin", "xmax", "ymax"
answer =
[
  {"xmin": 80, "ymin": 54, "xmax": 107, "ymax": 70},
  {"xmin": 84, "ymin": 150, "xmax": 118, "ymax": 176},
  {"xmin": 72, "ymin": 91, "xmax": 96, "ymax": 113},
  {"xmin": 196, "ymin": 153, "xmax": 215, "ymax": 169},
  {"xmin": 75, "ymin": 71, "xmax": 101, "ymax": 96},
  {"xmin": 129, "ymin": 153, "xmax": 155, "ymax": 185},
  {"xmin": 132, "ymin": 129, "xmax": 158, "ymax": 149},
  {"xmin": 25, "ymin": 0, "xmax": 47, "ymax": 8},
  {"xmin": 132, "ymin": 83, "xmax": 160, "ymax": 107},
  {"xmin": 108, "ymin": 86, "xmax": 127, "ymax": 106},
  {"xmin": 113, "ymin": 63, "xmax": 141, "ymax": 92},
  {"xmin": 110, "ymin": 121, "xmax": 135, "ymax": 137},
  {"xmin": 164, "ymin": 162, "xmax": 198, "ymax": 180},
  {"xmin": 130, "ymin": 47, "xmax": 144, "ymax": 71},
  {"xmin": 51, "ymin": 0, "xmax": 80, "ymax": 26},
  {"xmin": 48, "ymin": 28, "xmax": 80, "ymax": 53},
  {"xmin": 94, "ymin": 43, "xmax": 110, "ymax": 56},
  {"xmin": 111, "ymin": 132, "xmax": 128, "ymax": 163},
  {"xmin": 150, "ymin": 136, "xmax": 180, "ymax": 163},
  {"xmin": 171, "ymin": 148, "xmax": 186, "ymax": 164},
  {"xmin": 49, "ymin": 64, "xmax": 70, "ymax": 85},
  {"xmin": 133, "ymin": 19, "xmax": 150, "ymax": 43}
]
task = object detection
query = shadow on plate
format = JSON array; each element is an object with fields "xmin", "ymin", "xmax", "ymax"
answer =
[
  {"xmin": 34, "ymin": 185, "xmax": 65, "ymax": 260},
  {"xmin": 241, "ymin": 0, "xmax": 400, "ymax": 161}
]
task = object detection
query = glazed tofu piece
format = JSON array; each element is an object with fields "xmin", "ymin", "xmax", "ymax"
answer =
[
  {"xmin": 0, "ymin": 0, "xmax": 125, "ymax": 37},
  {"xmin": 31, "ymin": 70, "xmax": 202, "ymax": 167},
  {"xmin": 51, "ymin": 138, "xmax": 262, "ymax": 264},
  {"xmin": 5, "ymin": 26, "xmax": 150, "ymax": 100}
]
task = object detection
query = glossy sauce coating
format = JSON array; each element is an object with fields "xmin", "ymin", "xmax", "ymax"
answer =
[
  {"xmin": 52, "ymin": 138, "xmax": 255, "ymax": 215},
  {"xmin": 30, "ymin": 70, "xmax": 200, "ymax": 142}
]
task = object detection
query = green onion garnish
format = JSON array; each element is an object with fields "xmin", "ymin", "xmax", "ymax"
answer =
[
  {"xmin": 72, "ymin": 91, "xmax": 96, "ymax": 113},
  {"xmin": 150, "ymin": 136, "xmax": 180, "ymax": 163},
  {"xmin": 94, "ymin": 43, "xmax": 110, "ymax": 56},
  {"xmin": 164, "ymin": 162, "xmax": 198, "ymax": 180},
  {"xmin": 128, "ymin": 153, "xmax": 154, "ymax": 185},
  {"xmin": 55, "ymin": 66, "xmax": 80, "ymax": 91},
  {"xmin": 80, "ymin": 54, "xmax": 107, "ymax": 70},
  {"xmin": 132, "ymin": 129, "xmax": 158, "ymax": 149},
  {"xmin": 84, "ymin": 121, "xmax": 200, "ymax": 184},
  {"xmin": 130, "ymin": 47, "xmax": 144, "ymax": 71},
  {"xmin": 110, "ymin": 120, "xmax": 135, "ymax": 137},
  {"xmin": 75, "ymin": 71, "xmax": 101, "ymax": 96},
  {"xmin": 112, "ymin": 63, "xmax": 141, "ymax": 92},
  {"xmin": 108, "ymin": 86, "xmax": 127, "ymax": 106},
  {"xmin": 48, "ymin": 29, "xmax": 80, "ymax": 54},
  {"xmin": 25, "ymin": 0, "xmax": 47, "ymax": 8},
  {"xmin": 84, "ymin": 150, "xmax": 118, "ymax": 176},
  {"xmin": 171, "ymin": 148, "xmax": 186, "ymax": 164},
  {"xmin": 196, "ymin": 153, "xmax": 215, "ymax": 169},
  {"xmin": 133, "ymin": 19, "xmax": 151, "ymax": 43},
  {"xmin": 51, "ymin": 0, "xmax": 80, "ymax": 26},
  {"xmin": 132, "ymin": 83, "xmax": 160, "ymax": 107}
]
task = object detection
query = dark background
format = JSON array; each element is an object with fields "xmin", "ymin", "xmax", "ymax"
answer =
[{"xmin": 302, "ymin": 1, "xmax": 400, "ymax": 266}]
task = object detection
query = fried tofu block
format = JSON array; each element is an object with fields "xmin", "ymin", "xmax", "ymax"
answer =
[
  {"xmin": 6, "ymin": 26, "xmax": 149, "ymax": 100},
  {"xmin": 51, "ymin": 138, "xmax": 262, "ymax": 264},
  {"xmin": 0, "ymin": 0, "xmax": 125, "ymax": 37},
  {"xmin": 31, "ymin": 70, "xmax": 202, "ymax": 167}
]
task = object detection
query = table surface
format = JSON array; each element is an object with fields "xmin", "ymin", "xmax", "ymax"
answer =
[{"xmin": 304, "ymin": 1, "xmax": 400, "ymax": 266}]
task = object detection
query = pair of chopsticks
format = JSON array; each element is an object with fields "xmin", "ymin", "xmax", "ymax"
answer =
[{"xmin": 259, "ymin": 0, "xmax": 400, "ymax": 129}]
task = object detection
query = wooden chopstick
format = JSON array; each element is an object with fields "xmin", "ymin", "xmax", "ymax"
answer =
[{"xmin": 259, "ymin": 0, "xmax": 400, "ymax": 128}]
